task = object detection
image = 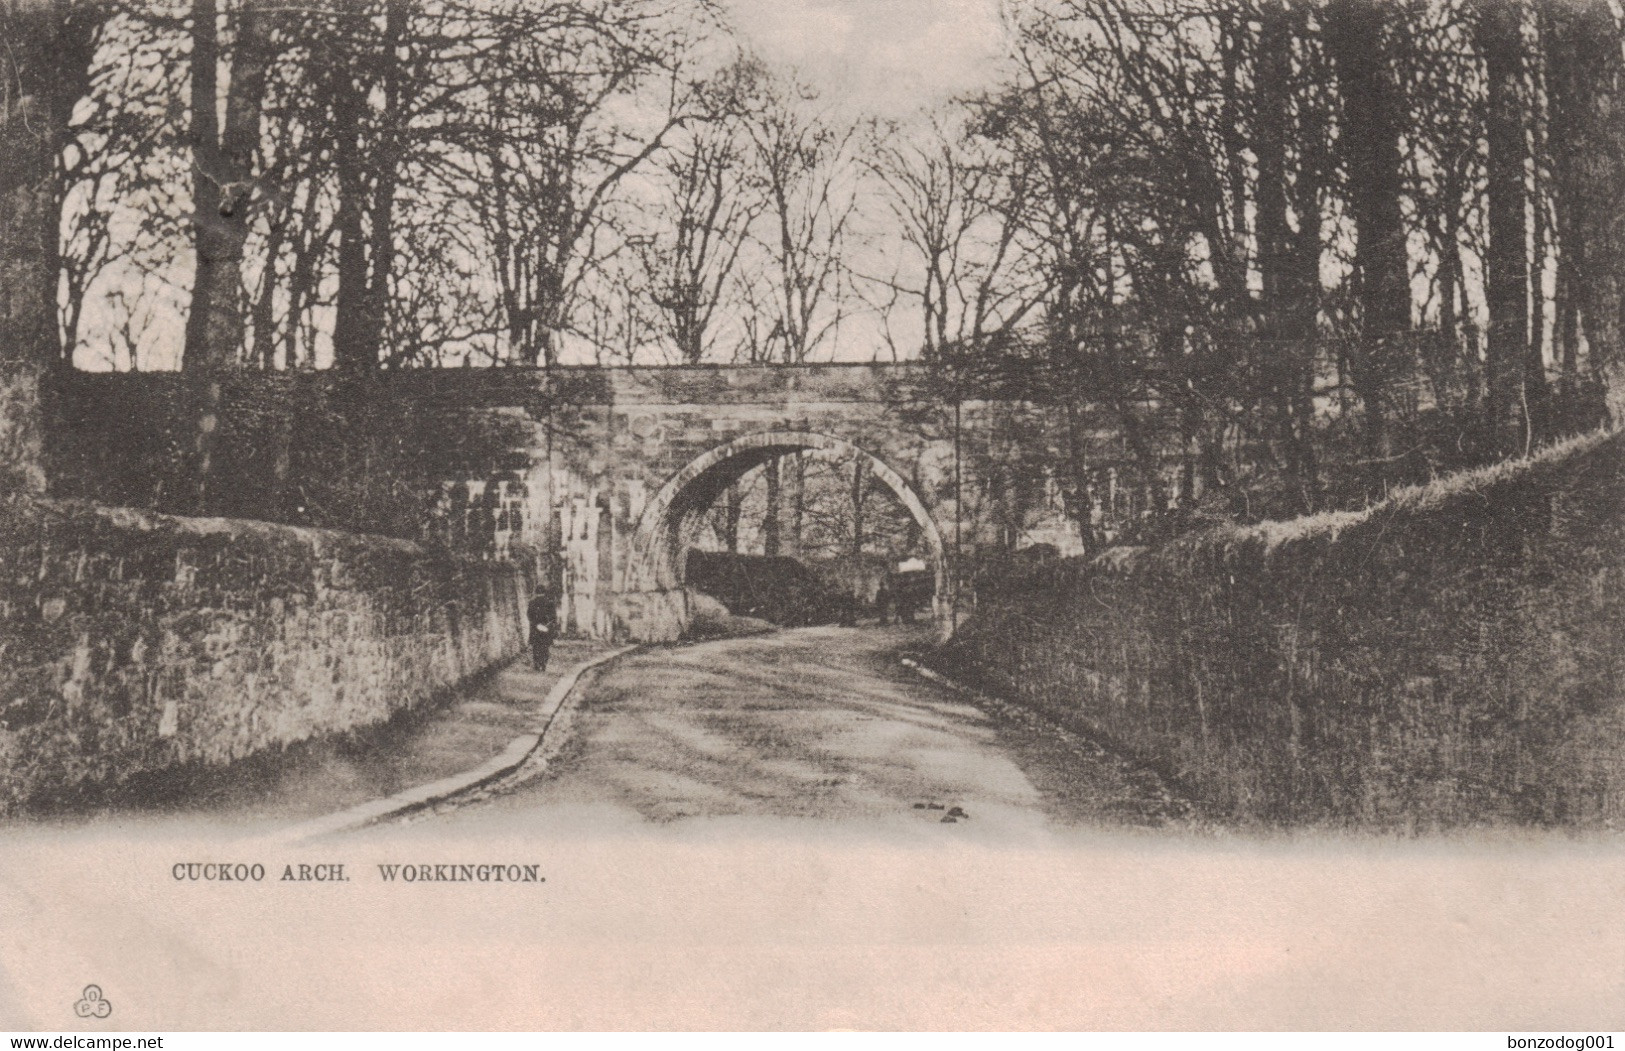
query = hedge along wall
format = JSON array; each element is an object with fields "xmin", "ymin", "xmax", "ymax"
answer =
[
  {"xmin": 940, "ymin": 428, "xmax": 1625, "ymax": 829},
  {"xmin": 0, "ymin": 497, "xmax": 527, "ymax": 813},
  {"xmin": 41, "ymin": 367, "xmax": 544, "ymax": 540}
]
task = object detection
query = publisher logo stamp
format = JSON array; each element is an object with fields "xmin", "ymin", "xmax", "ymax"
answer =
[{"xmin": 74, "ymin": 984, "xmax": 112, "ymax": 1019}]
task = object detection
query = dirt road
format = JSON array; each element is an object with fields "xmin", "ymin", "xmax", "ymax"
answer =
[{"xmin": 424, "ymin": 625, "xmax": 1187, "ymax": 833}]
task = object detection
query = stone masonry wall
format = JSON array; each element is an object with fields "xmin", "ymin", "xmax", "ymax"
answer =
[
  {"xmin": 0, "ymin": 497, "xmax": 526, "ymax": 813},
  {"xmin": 940, "ymin": 428, "xmax": 1625, "ymax": 829}
]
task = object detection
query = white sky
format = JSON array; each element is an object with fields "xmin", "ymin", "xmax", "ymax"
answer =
[
  {"xmin": 722, "ymin": 0, "xmax": 1007, "ymax": 118},
  {"xmin": 699, "ymin": 0, "xmax": 1013, "ymax": 363}
]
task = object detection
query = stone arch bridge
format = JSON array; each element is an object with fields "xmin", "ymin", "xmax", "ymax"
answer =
[
  {"xmin": 48, "ymin": 362, "xmax": 1171, "ymax": 642},
  {"xmin": 430, "ymin": 363, "xmax": 1136, "ymax": 641}
]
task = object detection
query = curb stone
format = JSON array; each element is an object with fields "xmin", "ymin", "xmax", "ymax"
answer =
[{"xmin": 272, "ymin": 644, "xmax": 639, "ymax": 843}]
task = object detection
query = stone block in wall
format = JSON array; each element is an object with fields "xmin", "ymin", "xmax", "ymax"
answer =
[{"xmin": 610, "ymin": 588, "xmax": 689, "ymax": 643}]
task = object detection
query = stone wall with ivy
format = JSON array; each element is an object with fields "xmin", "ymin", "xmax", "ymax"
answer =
[
  {"xmin": 939, "ymin": 428, "xmax": 1625, "ymax": 829},
  {"xmin": 0, "ymin": 497, "xmax": 526, "ymax": 813}
]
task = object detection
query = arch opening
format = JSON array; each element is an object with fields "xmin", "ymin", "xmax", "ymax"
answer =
[{"xmin": 627, "ymin": 431, "xmax": 949, "ymax": 617}]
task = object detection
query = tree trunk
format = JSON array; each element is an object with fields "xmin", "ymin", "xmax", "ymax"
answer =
[
  {"xmin": 182, "ymin": 0, "xmax": 274, "ymax": 511},
  {"xmin": 787, "ymin": 451, "xmax": 804, "ymax": 556},
  {"xmin": 1325, "ymin": 0, "xmax": 1409, "ymax": 483},
  {"xmin": 1438, "ymin": 182, "xmax": 1465, "ymax": 340},
  {"xmin": 363, "ymin": 155, "xmax": 399, "ymax": 364},
  {"xmin": 723, "ymin": 483, "xmax": 742, "ymax": 553},
  {"xmin": 182, "ymin": 0, "xmax": 272, "ymax": 373},
  {"xmin": 42, "ymin": 0, "xmax": 99, "ymax": 366},
  {"xmin": 1544, "ymin": 0, "xmax": 1625, "ymax": 414},
  {"xmin": 282, "ymin": 187, "xmax": 324, "ymax": 369},
  {"xmin": 1289, "ymin": 9, "xmax": 1326, "ymax": 507},
  {"xmin": 365, "ymin": 0, "xmax": 407, "ymax": 364},
  {"xmin": 0, "ymin": 2, "xmax": 56, "ymax": 494},
  {"xmin": 762, "ymin": 459, "xmax": 781, "ymax": 556},
  {"xmin": 0, "ymin": 0, "xmax": 103, "ymax": 494},
  {"xmin": 1478, "ymin": 0, "xmax": 1535, "ymax": 453},
  {"xmin": 249, "ymin": 210, "xmax": 286, "ymax": 369},
  {"xmin": 1255, "ymin": 0, "xmax": 1303, "ymax": 506},
  {"xmin": 1542, "ymin": 0, "xmax": 1583, "ymax": 398},
  {"xmin": 332, "ymin": 0, "xmax": 404, "ymax": 371},
  {"xmin": 331, "ymin": 62, "xmax": 371, "ymax": 372}
]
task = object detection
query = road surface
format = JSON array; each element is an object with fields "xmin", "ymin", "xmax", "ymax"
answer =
[{"xmin": 422, "ymin": 625, "xmax": 1188, "ymax": 833}]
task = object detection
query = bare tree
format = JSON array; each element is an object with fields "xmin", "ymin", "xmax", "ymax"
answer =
[
  {"xmin": 1324, "ymin": 0, "xmax": 1413, "ymax": 477},
  {"xmin": 466, "ymin": 0, "xmax": 717, "ymax": 365},
  {"xmin": 1253, "ymin": 0, "xmax": 1327, "ymax": 508},
  {"xmin": 739, "ymin": 65, "xmax": 860, "ymax": 365},
  {"xmin": 1541, "ymin": 0, "xmax": 1625, "ymax": 410},
  {"xmin": 182, "ymin": 0, "xmax": 278, "ymax": 374},
  {"xmin": 634, "ymin": 64, "xmax": 765, "ymax": 363},
  {"xmin": 1472, "ymin": 0, "xmax": 1540, "ymax": 452},
  {"xmin": 323, "ymin": 0, "xmax": 409, "ymax": 371},
  {"xmin": 56, "ymin": 10, "xmax": 193, "ymax": 370},
  {"xmin": 863, "ymin": 109, "xmax": 1045, "ymax": 361}
]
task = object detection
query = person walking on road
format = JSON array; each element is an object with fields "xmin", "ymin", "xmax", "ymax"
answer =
[{"xmin": 527, "ymin": 588, "xmax": 557, "ymax": 671}]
